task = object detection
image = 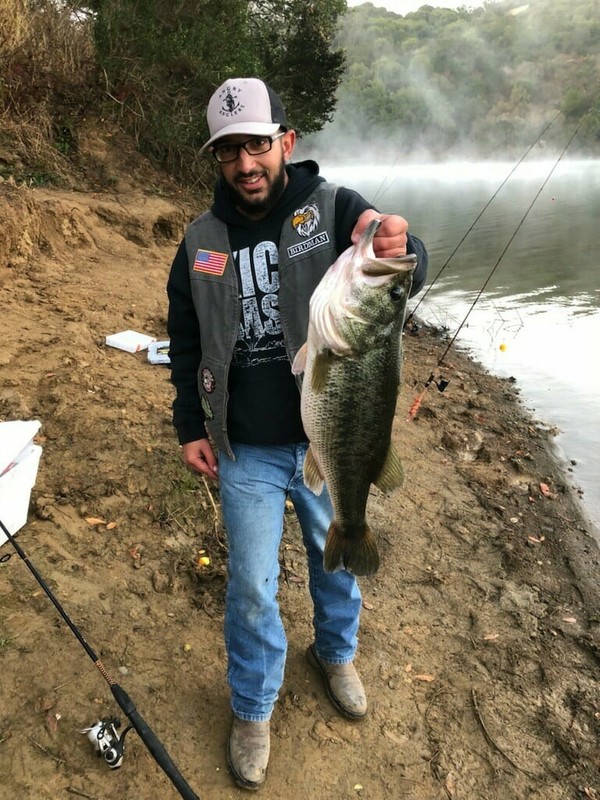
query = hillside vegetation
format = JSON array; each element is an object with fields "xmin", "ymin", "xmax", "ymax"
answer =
[
  {"xmin": 0, "ymin": 0, "xmax": 598, "ymax": 191},
  {"xmin": 0, "ymin": 0, "xmax": 345, "ymax": 190},
  {"xmin": 308, "ymin": 0, "xmax": 600, "ymax": 160}
]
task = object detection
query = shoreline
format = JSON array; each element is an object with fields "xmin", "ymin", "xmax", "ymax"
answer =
[
  {"xmin": 401, "ymin": 323, "xmax": 600, "ymax": 627},
  {"xmin": 450, "ymin": 336, "xmax": 600, "ymax": 545}
]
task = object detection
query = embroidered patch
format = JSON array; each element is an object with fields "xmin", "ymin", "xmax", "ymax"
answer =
[
  {"xmin": 193, "ymin": 249, "xmax": 228, "ymax": 276},
  {"xmin": 287, "ymin": 231, "xmax": 330, "ymax": 259},
  {"xmin": 201, "ymin": 368, "xmax": 216, "ymax": 394},
  {"xmin": 201, "ymin": 396, "xmax": 214, "ymax": 420},
  {"xmin": 291, "ymin": 203, "xmax": 320, "ymax": 237}
]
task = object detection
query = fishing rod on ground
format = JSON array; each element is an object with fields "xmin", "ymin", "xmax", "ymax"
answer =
[
  {"xmin": 0, "ymin": 516, "xmax": 200, "ymax": 800},
  {"xmin": 406, "ymin": 113, "xmax": 585, "ymax": 421}
]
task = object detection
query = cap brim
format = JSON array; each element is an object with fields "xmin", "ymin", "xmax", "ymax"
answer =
[{"xmin": 200, "ymin": 122, "xmax": 283, "ymax": 155}]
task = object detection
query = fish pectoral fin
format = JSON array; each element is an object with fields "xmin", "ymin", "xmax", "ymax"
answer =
[
  {"xmin": 311, "ymin": 349, "xmax": 335, "ymax": 393},
  {"xmin": 374, "ymin": 444, "xmax": 404, "ymax": 494},
  {"xmin": 291, "ymin": 343, "xmax": 307, "ymax": 376},
  {"xmin": 303, "ymin": 446, "xmax": 325, "ymax": 495}
]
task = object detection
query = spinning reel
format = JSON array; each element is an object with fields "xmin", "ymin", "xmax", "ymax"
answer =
[{"xmin": 81, "ymin": 717, "xmax": 131, "ymax": 769}]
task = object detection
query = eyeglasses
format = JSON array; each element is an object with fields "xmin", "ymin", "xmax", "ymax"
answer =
[{"xmin": 211, "ymin": 132, "xmax": 286, "ymax": 163}]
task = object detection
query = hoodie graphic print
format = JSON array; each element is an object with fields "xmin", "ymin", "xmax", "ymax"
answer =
[{"xmin": 232, "ymin": 238, "xmax": 287, "ymax": 368}]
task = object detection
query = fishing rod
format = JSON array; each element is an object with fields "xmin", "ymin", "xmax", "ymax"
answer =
[
  {"xmin": 407, "ymin": 113, "xmax": 585, "ymax": 421},
  {"xmin": 405, "ymin": 110, "xmax": 562, "ymax": 325},
  {"xmin": 0, "ymin": 516, "xmax": 200, "ymax": 800}
]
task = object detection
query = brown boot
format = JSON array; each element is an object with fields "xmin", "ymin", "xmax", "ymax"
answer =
[
  {"xmin": 307, "ymin": 644, "xmax": 367, "ymax": 719},
  {"xmin": 227, "ymin": 716, "xmax": 270, "ymax": 790}
]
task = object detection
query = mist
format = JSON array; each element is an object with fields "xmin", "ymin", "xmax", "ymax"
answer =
[{"xmin": 295, "ymin": 0, "xmax": 599, "ymax": 166}]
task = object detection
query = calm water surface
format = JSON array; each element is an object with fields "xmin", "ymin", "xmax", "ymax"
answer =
[{"xmin": 317, "ymin": 159, "xmax": 600, "ymax": 532}]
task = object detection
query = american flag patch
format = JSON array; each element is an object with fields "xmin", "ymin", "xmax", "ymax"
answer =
[{"xmin": 193, "ymin": 248, "xmax": 228, "ymax": 276}]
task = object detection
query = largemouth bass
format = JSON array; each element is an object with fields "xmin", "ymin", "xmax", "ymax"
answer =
[{"xmin": 292, "ymin": 218, "xmax": 416, "ymax": 575}]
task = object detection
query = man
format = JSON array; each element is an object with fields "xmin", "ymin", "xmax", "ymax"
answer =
[{"xmin": 167, "ymin": 77, "xmax": 428, "ymax": 790}]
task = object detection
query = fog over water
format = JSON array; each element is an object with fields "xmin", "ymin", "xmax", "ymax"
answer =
[
  {"xmin": 346, "ymin": 0, "xmax": 487, "ymax": 13},
  {"xmin": 304, "ymin": 156, "xmax": 600, "ymax": 533}
]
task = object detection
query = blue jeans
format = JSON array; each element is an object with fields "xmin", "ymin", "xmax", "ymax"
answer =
[{"xmin": 218, "ymin": 441, "xmax": 362, "ymax": 722}]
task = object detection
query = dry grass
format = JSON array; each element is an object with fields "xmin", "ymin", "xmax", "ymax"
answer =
[
  {"xmin": 0, "ymin": 0, "xmax": 98, "ymax": 183},
  {"xmin": 0, "ymin": 0, "xmax": 31, "ymax": 54}
]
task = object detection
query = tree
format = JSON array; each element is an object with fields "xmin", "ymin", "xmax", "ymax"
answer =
[
  {"xmin": 250, "ymin": 0, "xmax": 346, "ymax": 135},
  {"xmin": 323, "ymin": 0, "xmax": 600, "ymax": 157},
  {"xmin": 87, "ymin": 0, "xmax": 347, "ymax": 182}
]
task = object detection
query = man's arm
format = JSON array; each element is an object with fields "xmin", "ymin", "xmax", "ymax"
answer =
[{"xmin": 166, "ymin": 240, "xmax": 207, "ymax": 445}]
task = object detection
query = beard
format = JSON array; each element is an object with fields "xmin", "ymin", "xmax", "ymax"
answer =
[{"xmin": 227, "ymin": 161, "xmax": 287, "ymax": 218}]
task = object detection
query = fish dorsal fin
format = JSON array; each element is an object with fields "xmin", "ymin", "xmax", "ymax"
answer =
[
  {"xmin": 303, "ymin": 446, "xmax": 325, "ymax": 495},
  {"xmin": 291, "ymin": 343, "xmax": 307, "ymax": 376},
  {"xmin": 311, "ymin": 349, "xmax": 335, "ymax": 394},
  {"xmin": 374, "ymin": 444, "xmax": 404, "ymax": 494}
]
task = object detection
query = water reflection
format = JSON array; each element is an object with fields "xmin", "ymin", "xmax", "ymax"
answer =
[
  {"xmin": 322, "ymin": 159, "xmax": 600, "ymax": 306},
  {"xmin": 318, "ymin": 159, "xmax": 600, "ymax": 529}
]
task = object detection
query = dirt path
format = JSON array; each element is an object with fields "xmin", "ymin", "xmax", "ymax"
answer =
[{"xmin": 1, "ymin": 181, "xmax": 599, "ymax": 800}]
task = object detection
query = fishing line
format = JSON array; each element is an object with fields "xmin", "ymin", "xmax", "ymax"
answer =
[
  {"xmin": 0, "ymin": 516, "xmax": 200, "ymax": 800},
  {"xmin": 371, "ymin": 149, "xmax": 407, "ymax": 207},
  {"xmin": 406, "ymin": 110, "xmax": 562, "ymax": 324},
  {"xmin": 434, "ymin": 120, "xmax": 582, "ymax": 368},
  {"xmin": 408, "ymin": 114, "xmax": 584, "ymax": 420}
]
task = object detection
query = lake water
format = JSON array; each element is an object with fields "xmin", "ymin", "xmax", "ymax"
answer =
[{"xmin": 315, "ymin": 159, "xmax": 600, "ymax": 533}]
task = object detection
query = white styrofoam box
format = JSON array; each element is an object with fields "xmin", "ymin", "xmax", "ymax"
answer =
[
  {"xmin": 0, "ymin": 419, "xmax": 41, "ymax": 476},
  {"xmin": 0, "ymin": 444, "xmax": 43, "ymax": 543},
  {"xmin": 105, "ymin": 330, "xmax": 156, "ymax": 353}
]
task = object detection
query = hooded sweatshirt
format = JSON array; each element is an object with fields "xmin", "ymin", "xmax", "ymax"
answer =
[{"xmin": 167, "ymin": 160, "xmax": 428, "ymax": 447}]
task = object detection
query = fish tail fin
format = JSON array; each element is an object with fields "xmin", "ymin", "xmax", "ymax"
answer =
[{"xmin": 323, "ymin": 521, "xmax": 380, "ymax": 576}]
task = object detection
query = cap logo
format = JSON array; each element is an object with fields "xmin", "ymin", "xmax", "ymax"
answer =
[{"xmin": 219, "ymin": 85, "xmax": 245, "ymax": 118}]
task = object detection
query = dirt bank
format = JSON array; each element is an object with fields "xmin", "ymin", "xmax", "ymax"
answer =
[{"xmin": 1, "ymin": 180, "xmax": 599, "ymax": 800}]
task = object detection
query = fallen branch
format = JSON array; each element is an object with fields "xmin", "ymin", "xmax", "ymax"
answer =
[
  {"xmin": 471, "ymin": 689, "xmax": 542, "ymax": 780},
  {"xmin": 28, "ymin": 736, "xmax": 65, "ymax": 764},
  {"xmin": 67, "ymin": 788, "xmax": 98, "ymax": 800},
  {"xmin": 201, "ymin": 476, "xmax": 227, "ymax": 550},
  {"xmin": 201, "ymin": 476, "xmax": 219, "ymax": 523}
]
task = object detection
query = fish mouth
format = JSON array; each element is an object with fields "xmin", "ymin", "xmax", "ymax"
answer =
[
  {"xmin": 357, "ymin": 218, "xmax": 417, "ymax": 277},
  {"xmin": 362, "ymin": 254, "xmax": 418, "ymax": 277}
]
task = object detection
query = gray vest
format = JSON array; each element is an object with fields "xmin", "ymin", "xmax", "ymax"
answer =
[{"xmin": 184, "ymin": 182, "xmax": 339, "ymax": 458}]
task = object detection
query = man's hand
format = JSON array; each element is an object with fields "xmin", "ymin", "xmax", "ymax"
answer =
[
  {"xmin": 181, "ymin": 438, "xmax": 219, "ymax": 480},
  {"xmin": 352, "ymin": 209, "xmax": 409, "ymax": 258}
]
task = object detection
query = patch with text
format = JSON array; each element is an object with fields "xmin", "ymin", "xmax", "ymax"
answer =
[{"xmin": 287, "ymin": 231, "xmax": 330, "ymax": 259}]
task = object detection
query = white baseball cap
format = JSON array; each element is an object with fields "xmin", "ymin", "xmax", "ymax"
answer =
[{"xmin": 200, "ymin": 78, "xmax": 288, "ymax": 154}]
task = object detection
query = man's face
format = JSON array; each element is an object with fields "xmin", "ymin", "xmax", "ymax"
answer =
[{"xmin": 216, "ymin": 130, "xmax": 296, "ymax": 219}]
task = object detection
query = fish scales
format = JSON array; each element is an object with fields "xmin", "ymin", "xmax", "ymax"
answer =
[
  {"xmin": 292, "ymin": 218, "xmax": 416, "ymax": 575},
  {"xmin": 304, "ymin": 335, "xmax": 401, "ymax": 521}
]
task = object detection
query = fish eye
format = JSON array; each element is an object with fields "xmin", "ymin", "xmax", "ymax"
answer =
[{"xmin": 390, "ymin": 285, "xmax": 404, "ymax": 302}]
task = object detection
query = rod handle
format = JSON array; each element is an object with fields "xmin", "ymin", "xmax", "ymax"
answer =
[{"xmin": 111, "ymin": 684, "xmax": 200, "ymax": 800}]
